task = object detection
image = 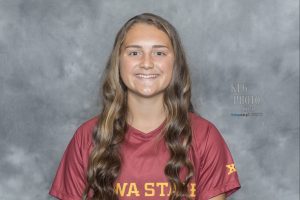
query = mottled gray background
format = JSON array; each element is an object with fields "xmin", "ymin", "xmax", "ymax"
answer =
[{"xmin": 0, "ymin": 0, "xmax": 298, "ymax": 199}]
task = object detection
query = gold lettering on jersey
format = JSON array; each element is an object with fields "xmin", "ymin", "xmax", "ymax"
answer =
[
  {"xmin": 190, "ymin": 183, "xmax": 196, "ymax": 197},
  {"xmin": 144, "ymin": 183, "xmax": 155, "ymax": 196},
  {"xmin": 115, "ymin": 182, "xmax": 196, "ymax": 198},
  {"xmin": 226, "ymin": 163, "xmax": 237, "ymax": 175},
  {"xmin": 127, "ymin": 183, "xmax": 140, "ymax": 196},
  {"xmin": 167, "ymin": 183, "xmax": 172, "ymax": 196},
  {"xmin": 156, "ymin": 182, "xmax": 168, "ymax": 196},
  {"xmin": 115, "ymin": 182, "xmax": 128, "ymax": 196}
]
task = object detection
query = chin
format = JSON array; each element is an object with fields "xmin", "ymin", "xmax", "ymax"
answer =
[
  {"xmin": 127, "ymin": 88, "xmax": 165, "ymax": 99},
  {"xmin": 137, "ymin": 90, "xmax": 164, "ymax": 98}
]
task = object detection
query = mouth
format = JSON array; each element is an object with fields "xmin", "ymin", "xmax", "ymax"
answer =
[{"xmin": 135, "ymin": 74, "xmax": 159, "ymax": 79}]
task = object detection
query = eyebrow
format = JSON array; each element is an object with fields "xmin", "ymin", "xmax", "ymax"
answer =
[{"xmin": 124, "ymin": 45, "xmax": 169, "ymax": 49}]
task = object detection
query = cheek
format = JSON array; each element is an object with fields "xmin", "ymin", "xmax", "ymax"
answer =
[
  {"xmin": 119, "ymin": 59, "xmax": 135, "ymax": 85},
  {"xmin": 119, "ymin": 58, "xmax": 128, "ymax": 79},
  {"xmin": 164, "ymin": 59, "xmax": 174, "ymax": 80},
  {"xmin": 119, "ymin": 66, "xmax": 128, "ymax": 84},
  {"xmin": 120, "ymin": 57, "xmax": 135, "ymax": 71}
]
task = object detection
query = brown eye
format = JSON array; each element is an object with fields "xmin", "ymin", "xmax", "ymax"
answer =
[
  {"xmin": 128, "ymin": 50, "xmax": 142, "ymax": 56},
  {"xmin": 129, "ymin": 52, "xmax": 137, "ymax": 56},
  {"xmin": 153, "ymin": 51, "xmax": 166, "ymax": 56}
]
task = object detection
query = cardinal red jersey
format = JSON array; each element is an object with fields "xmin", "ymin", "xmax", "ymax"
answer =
[{"xmin": 49, "ymin": 112, "xmax": 241, "ymax": 200}]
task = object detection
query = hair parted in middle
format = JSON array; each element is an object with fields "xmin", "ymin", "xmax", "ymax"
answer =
[{"xmin": 83, "ymin": 13, "xmax": 195, "ymax": 200}]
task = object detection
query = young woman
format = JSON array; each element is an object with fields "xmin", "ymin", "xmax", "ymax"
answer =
[{"xmin": 49, "ymin": 13, "xmax": 241, "ymax": 200}]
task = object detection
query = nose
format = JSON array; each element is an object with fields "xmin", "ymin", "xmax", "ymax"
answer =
[{"xmin": 140, "ymin": 53, "xmax": 154, "ymax": 69}]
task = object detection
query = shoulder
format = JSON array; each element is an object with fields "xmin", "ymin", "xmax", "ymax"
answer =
[
  {"xmin": 188, "ymin": 112, "xmax": 225, "ymax": 151},
  {"xmin": 188, "ymin": 112, "xmax": 218, "ymax": 136},
  {"xmin": 72, "ymin": 116, "xmax": 99, "ymax": 149}
]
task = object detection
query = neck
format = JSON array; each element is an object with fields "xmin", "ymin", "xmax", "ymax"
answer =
[{"xmin": 126, "ymin": 92, "xmax": 166, "ymax": 133}]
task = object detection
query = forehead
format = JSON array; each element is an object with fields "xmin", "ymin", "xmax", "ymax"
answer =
[{"xmin": 123, "ymin": 23, "xmax": 172, "ymax": 47}]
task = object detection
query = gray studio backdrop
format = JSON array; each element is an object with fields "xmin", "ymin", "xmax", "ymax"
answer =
[{"xmin": 0, "ymin": 0, "xmax": 299, "ymax": 200}]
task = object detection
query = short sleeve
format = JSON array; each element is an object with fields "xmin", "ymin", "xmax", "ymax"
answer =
[
  {"xmin": 49, "ymin": 127, "xmax": 86, "ymax": 200},
  {"xmin": 197, "ymin": 122, "xmax": 241, "ymax": 200}
]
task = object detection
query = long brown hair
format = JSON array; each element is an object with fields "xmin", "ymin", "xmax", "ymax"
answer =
[{"xmin": 84, "ymin": 13, "xmax": 195, "ymax": 200}]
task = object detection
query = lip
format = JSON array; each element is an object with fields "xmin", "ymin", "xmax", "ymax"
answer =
[{"xmin": 135, "ymin": 74, "xmax": 159, "ymax": 79}]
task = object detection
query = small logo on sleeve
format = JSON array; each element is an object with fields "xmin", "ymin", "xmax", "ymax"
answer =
[{"xmin": 226, "ymin": 163, "xmax": 237, "ymax": 175}]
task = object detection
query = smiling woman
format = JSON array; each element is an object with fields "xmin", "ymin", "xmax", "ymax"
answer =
[
  {"xmin": 49, "ymin": 13, "xmax": 241, "ymax": 200},
  {"xmin": 120, "ymin": 23, "xmax": 174, "ymax": 99}
]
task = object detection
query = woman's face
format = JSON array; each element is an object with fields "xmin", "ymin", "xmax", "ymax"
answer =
[{"xmin": 119, "ymin": 23, "xmax": 175, "ymax": 99}]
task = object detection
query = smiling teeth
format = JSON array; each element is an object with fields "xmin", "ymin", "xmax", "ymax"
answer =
[{"xmin": 136, "ymin": 74, "xmax": 158, "ymax": 78}]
